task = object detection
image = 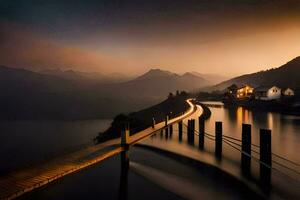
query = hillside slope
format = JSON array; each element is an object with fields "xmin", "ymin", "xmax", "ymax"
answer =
[{"xmin": 213, "ymin": 57, "xmax": 300, "ymax": 91}]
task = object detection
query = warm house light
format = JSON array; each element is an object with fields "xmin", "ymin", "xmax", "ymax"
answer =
[
  {"xmin": 235, "ymin": 85, "xmax": 254, "ymax": 99},
  {"xmin": 226, "ymin": 84, "xmax": 254, "ymax": 100}
]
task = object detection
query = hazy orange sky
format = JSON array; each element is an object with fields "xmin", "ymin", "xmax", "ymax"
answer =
[{"xmin": 1, "ymin": 0, "xmax": 300, "ymax": 76}]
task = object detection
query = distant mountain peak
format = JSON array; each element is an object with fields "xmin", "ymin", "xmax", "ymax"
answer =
[
  {"xmin": 184, "ymin": 71, "xmax": 230, "ymax": 85},
  {"xmin": 182, "ymin": 72, "xmax": 202, "ymax": 78},
  {"xmin": 147, "ymin": 68, "xmax": 174, "ymax": 75},
  {"xmin": 135, "ymin": 68, "xmax": 177, "ymax": 80},
  {"xmin": 182, "ymin": 72, "xmax": 194, "ymax": 76}
]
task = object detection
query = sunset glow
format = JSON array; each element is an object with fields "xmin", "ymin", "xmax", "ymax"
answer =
[{"xmin": 1, "ymin": 0, "xmax": 300, "ymax": 76}]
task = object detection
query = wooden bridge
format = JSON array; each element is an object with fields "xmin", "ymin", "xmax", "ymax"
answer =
[
  {"xmin": 0, "ymin": 99, "xmax": 197, "ymax": 200},
  {"xmin": 1, "ymin": 98, "xmax": 299, "ymax": 199}
]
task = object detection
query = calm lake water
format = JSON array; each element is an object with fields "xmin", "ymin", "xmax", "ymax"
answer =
[
  {"xmin": 202, "ymin": 101, "xmax": 300, "ymax": 163},
  {"xmin": 5, "ymin": 104, "xmax": 299, "ymax": 199},
  {"xmin": 0, "ymin": 119, "xmax": 111, "ymax": 174},
  {"xmin": 19, "ymin": 147, "xmax": 261, "ymax": 200}
]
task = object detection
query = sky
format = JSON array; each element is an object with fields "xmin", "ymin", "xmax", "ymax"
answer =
[{"xmin": 0, "ymin": 0, "xmax": 300, "ymax": 76}]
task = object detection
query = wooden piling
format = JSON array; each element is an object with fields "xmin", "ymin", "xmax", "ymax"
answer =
[
  {"xmin": 260, "ymin": 129, "xmax": 272, "ymax": 187},
  {"xmin": 178, "ymin": 121, "xmax": 183, "ymax": 141},
  {"xmin": 169, "ymin": 124, "xmax": 173, "ymax": 137},
  {"xmin": 165, "ymin": 115, "xmax": 168, "ymax": 127},
  {"xmin": 120, "ymin": 150, "xmax": 129, "ymax": 171},
  {"xmin": 187, "ymin": 120, "xmax": 191, "ymax": 143},
  {"xmin": 241, "ymin": 124, "xmax": 251, "ymax": 175},
  {"xmin": 152, "ymin": 117, "xmax": 155, "ymax": 128},
  {"xmin": 215, "ymin": 121, "xmax": 222, "ymax": 158},
  {"xmin": 187, "ymin": 119, "xmax": 195, "ymax": 145},
  {"xmin": 165, "ymin": 126, "xmax": 169, "ymax": 140},
  {"xmin": 119, "ymin": 150, "xmax": 129, "ymax": 199},
  {"xmin": 199, "ymin": 116, "xmax": 205, "ymax": 149},
  {"xmin": 190, "ymin": 119, "xmax": 195, "ymax": 145},
  {"xmin": 121, "ymin": 126, "xmax": 130, "ymax": 147}
]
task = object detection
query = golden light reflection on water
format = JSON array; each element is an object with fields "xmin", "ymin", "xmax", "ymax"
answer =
[
  {"xmin": 236, "ymin": 107, "xmax": 253, "ymax": 125},
  {"xmin": 146, "ymin": 103, "xmax": 300, "ymax": 169},
  {"xmin": 267, "ymin": 113, "xmax": 274, "ymax": 130},
  {"xmin": 237, "ymin": 107, "xmax": 243, "ymax": 125}
]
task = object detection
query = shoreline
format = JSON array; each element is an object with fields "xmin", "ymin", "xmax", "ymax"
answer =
[
  {"xmin": 194, "ymin": 101, "xmax": 212, "ymax": 120},
  {"xmin": 197, "ymin": 98, "xmax": 300, "ymax": 116},
  {"xmin": 95, "ymin": 93, "xmax": 190, "ymax": 143},
  {"xmin": 223, "ymin": 100, "xmax": 300, "ymax": 116}
]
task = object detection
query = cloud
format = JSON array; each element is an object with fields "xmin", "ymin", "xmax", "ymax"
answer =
[
  {"xmin": 1, "ymin": 0, "xmax": 300, "ymax": 77},
  {"xmin": 0, "ymin": 22, "xmax": 123, "ymax": 72}
]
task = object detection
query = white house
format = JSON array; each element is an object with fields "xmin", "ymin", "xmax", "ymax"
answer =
[
  {"xmin": 254, "ymin": 86, "xmax": 281, "ymax": 100},
  {"xmin": 282, "ymin": 88, "xmax": 295, "ymax": 96}
]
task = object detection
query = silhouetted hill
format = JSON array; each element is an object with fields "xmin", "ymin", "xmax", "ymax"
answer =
[
  {"xmin": 95, "ymin": 93, "xmax": 189, "ymax": 143},
  {"xmin": 0, "ymin": 66, "xmax": 208, "ymax": 120},
  {"xmin": 135, "ymin": 69, "xmax": 177, "ymax": 80},
  {"xmin": 104, "ymin": 69, "xmax": 209, "ymax": 100},
  {"xmin": 213, "ymin": 57, "xmax": 300, "ymax": 91},
  {"xmin": 39, "ymin": 68, "xmax": 132, "ymax": 83},
  {"xmin": 0, "ymin": 66, "xmax": 141, "ymax": 120},
  {"xmin": 190, "ymin": 71, "xmax": 230, "ymax": 85}
]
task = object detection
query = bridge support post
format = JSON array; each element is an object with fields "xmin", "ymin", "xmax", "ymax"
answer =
[
  {"xmin": 215, "ymin": 121, "xmax": 222, "ymax": 158},
  {"xmin": 119, "ymin": 150, "xmax": 129, "ymax": 200},
  {"xmin": 165, "ymin": 115, "xmax": 169, "ymax": 127},
  {"xmin": 191, "ymin": 119, "xmax": 195, "ymax": 145},
  {"xmin": 152, "ymin": 117, "xmax": 155, "ymax": 128},
  {"xmin": 165, "ymin": 126, "xmax": 169, "ymax": 140},
  {"xmin": 199, "ymin": 116, "xmax": 205, "ymax": 150},
  {"xmin": 178, "ymin": 121, "xmax": 183, "ymax": 141},
  {"xmin": 260, "ymin": 129, "xmax": 272, "ymax": 189},
  {"xmin": 187, "ymin": 120, "xmax": 190, "ymax": 142},
  {"xmin": 241, "ymin": 124, "xmax": 251, "ymax": 176},
  {"xmin": 188, "ymin": 119, "xmax": 195, "ymax": 145},
  {"xmin": 121, "ymin": 124, "xmax": 130, "ymax": 147},
  {"xmin": 121, "ymin": 150, "xmax": 129, "ymax": 171},
  {"xmin": 169, "ymin": 124, "xmax": 173, "ymax": 138},
  {"xmin": 119, "ymin": 122, "xmax": 129, "ymax": 199}
]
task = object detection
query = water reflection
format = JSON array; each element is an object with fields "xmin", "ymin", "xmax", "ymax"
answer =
[
  {"xmin": 237, "ymin": 107, "xmax": 243, "ymax": 125},
  {"xmin": 143, "ymin": 102, "xmax": 300, "ymax": 168},
  {"xmin": 205, "ymin": 103, "xmax": 300, "ymax": 163},
  {"xmin": 0, "ymin": 119, "xmax": 112, "ymax": 174},
  {"xmin": 267, "ymin": 113, "xmax": 274, "ymax": 130}
]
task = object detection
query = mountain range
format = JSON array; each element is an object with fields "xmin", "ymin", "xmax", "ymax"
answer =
[
  {"xmin": 39, "ymin": 68, "xmax": 227, "ymax": 85},
  {"xmin": 39, "ymin": 69, "xmax": 133, "ymax": 83},
  {"xmin": 1, "ymin": 56, "xmax": 299, "ymax": 120},
  {"xmin": 0, "ymin": 66, "xmax": 209, "ymax": 120}
]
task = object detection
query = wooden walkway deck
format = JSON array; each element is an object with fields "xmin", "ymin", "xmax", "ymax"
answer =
[{"xmin": 0, "ymin": 99, "xmax": 197, "ymax": 200}]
